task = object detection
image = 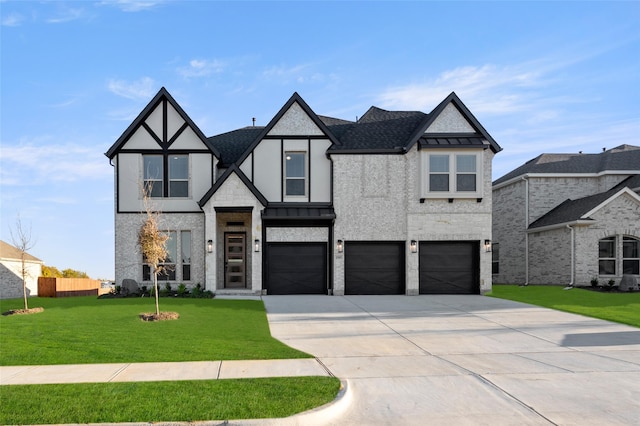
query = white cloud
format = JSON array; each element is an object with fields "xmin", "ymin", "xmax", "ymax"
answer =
[
  {"xmin": 377, "ymin": 63, "xmax": 546, "ymax": 115},
  {"xmin": 107, "ymin": 77, "xmax": 157, "ymax": 100},
  {"xmin": 0, "ymin": 139, "xmax": 112, "ymax": 187},
  {"xmin": 1, "ymin": 12, "xmax": 24, "ymax": 27},
  {"xmin": 46, "ymin": 7, "xmax": 86, "ymax": 24},
  {"xmin": 178, "ymin": 59, "xmax": 225, "ymax": 78},
  {"xmin": 99, "ymin": 0, "xmax": 168, "ymax": 12}
]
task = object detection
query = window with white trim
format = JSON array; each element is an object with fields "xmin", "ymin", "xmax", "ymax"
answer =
[
  {"xmin": 623, "ymin": 236, "xmax": 639, "ymax": 275},
  {"xmin": 284, "ymin": 152, "xmax": 306, "ymax": 196},
  {"xmin": 598, "ymin": 236, "xmax": 616, "ymax": 275},
  {"xmin": 421, "ymin": 150, "xmax": 483, "ymax": 198}
]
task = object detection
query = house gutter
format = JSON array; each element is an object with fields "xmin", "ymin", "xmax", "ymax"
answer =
[
  {"xmin": 522, "ymin": 176, "xmax": 529, "ymax": 285},
  {"xmin": 566, "ymin": 224, "xmax": 575, "ymax": 287}
]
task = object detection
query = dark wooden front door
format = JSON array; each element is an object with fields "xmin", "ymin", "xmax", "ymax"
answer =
[{"xmin": 225, "ymin": 233, "xmax": 246, "ymax": 288}]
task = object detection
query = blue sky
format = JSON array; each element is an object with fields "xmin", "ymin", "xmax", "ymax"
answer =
[{"xmin": 1, "ymin": 1, "xmax": 638, "ymax": 280}]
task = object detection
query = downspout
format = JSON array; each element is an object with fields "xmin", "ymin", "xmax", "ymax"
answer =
[
  {"xmin": 522, "ymin": 176, "xmax": 529, "ymax": 285},
  {"xmin": 566, "ymin": 224, "xmax": 575, "ymax": 287}
]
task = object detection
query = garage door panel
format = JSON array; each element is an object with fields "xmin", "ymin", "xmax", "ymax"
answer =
[
  {"xmin": 345, "ymin": 242, "xmax": 405, "ymax": 295},
  {"xmin": 420, "ymin": 242, "xmax": 479, "ymax": 294},
  {"xmin": 266, "ymin": 243, "xmax": 326, "ymax": 295}
]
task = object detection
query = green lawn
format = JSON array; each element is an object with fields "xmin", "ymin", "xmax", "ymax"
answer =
[
  {"xmin": 1, "ymin": 377, "xmax": 341, "ymax": 425},
  {"xmin": 488, "ymin": 285, "xmax": 640, "ymax": 328},
  {"xmin": 0, "ymin": 296, "xmax": 310, "ymax": 365},
  {"xmin": 0, "ymin": 296, "xmax": 340, "ymax": 423}
]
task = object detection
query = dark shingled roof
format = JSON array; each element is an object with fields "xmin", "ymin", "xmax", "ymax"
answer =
[
  {"xmin": 494, "ymin": 145, "xmax": 640, "ymax": 185},
  {"xmin": 529, "ymin": 174, "xmax": 640, "ymax": 229},
  {"xmin": 207, "ymin": 127, "xmax": 264, "ymax": 166},
  {"xmin": 326, "ymin": 108, "xmax": 428, "ymax": 152}
]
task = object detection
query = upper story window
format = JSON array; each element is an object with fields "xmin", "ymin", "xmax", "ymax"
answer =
[
  {"xmin": 421, "ymin": 150, "xmax": 482, "ymax": 198},
  {"xmin": 143, "ymin": 154, "xmax": 189, "ymax": 198},
  {"xmin": 169, "ymin": 155, "xmax": 189, "ymax": 197},
  {"xmin": 284, "ymin": 152, "xmax": 306, "ymax": 197},
  {"xmin": 143, "ymin": 155, "xmax": 163, "ymax": 197}
]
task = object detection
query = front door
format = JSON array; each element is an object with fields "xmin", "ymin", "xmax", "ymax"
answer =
[{"xmin": 225, "ymin": 233, "xmax": 246, "ymax": 288}]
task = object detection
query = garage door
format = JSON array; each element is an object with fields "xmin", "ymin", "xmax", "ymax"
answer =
[
  {"xmin": 265, "ymin": 243, "xmax": 327, "ymax": 295},
  {"xmin": 419, "ymin": 241, "xmax": 479, "ymax": 294},
  {"xmin": 345, "ymin": 242, "xmax": 405, "ymax": 295}
]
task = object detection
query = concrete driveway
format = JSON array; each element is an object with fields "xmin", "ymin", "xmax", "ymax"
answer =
[{"xmin": 262, "ymin": 295, "xmax": 640, "ymax": 425}]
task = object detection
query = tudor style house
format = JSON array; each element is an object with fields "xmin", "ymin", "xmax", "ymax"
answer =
[
  {"xmin": 106, "ymin": 88, "xmax": 501, "ymax": 295},
  {"xmin": 492, "ymin": 145, "xmax": 640, "ymax": 286}
]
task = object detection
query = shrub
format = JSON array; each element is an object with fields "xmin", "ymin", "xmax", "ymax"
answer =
[
  {"xmin": 177, "ymin": 283, "xmax": 187, "ymax": 296},
  {"xmin": 590, "ymin": 277, "xmax": 599, "ymax": 287}
]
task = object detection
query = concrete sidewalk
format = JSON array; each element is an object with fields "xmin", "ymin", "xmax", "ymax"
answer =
[{"xmin": 0, "ymin": 358, "xmax": 331, "ymax": 385}]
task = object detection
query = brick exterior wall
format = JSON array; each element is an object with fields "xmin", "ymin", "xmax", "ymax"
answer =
[
  {"xmin": 493, "ymin": 173, "xmax": 639, "ymax": 286},
  {"xmin": 114, "ymin": 212, "xmax": 205, "ymax": 290},
  {"xmin": 492, "ymin": 180, "xmax": 528, "ymax": 284},
  {"xmin": 332, "ymin": 145, "xmax": 494, "ymax": 295},
  {"xmin": 201, "ymin": 172, "xmax": 264, "ymax": 293}
]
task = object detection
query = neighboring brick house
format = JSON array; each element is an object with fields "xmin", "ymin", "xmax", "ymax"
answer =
[
  {"xmin": 0, "ymin": 240, "xmax": 43, "ymax": 299},
  {"xmin": 106, "ymin": 88, "xmax": 501, "ymax": 295},
  {"xmin": 492, "ymin": 145, "xmax": 640, "ymax": 286}
]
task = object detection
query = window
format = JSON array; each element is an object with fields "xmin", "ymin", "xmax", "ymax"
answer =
[
  {"xmin": 181, "ymin": 231, "xmax": 191, "ymax": 281},
  {"xmin": 285, "ymin": 152, "xmax": 306, "ymax": 196},
  {"xmin": 143, "ymin": 155, "xmax": 163, "ymax": 197},
  {"xmin": 143, "ymin": 231, "xmax": 177, "ymax": 281},
  {"xmin": 169, "ymin": 155, "xmax": 189, "ymax": 197},
  {"xmin": 456, "ymin": 155, "xmax": 477, "ymax": 191},
  {"xmin": 623, "ymin": 236, "xmax": 640, "ymax": 275},
  {"xmin": 429, "ymin": 155, "xmax": 449, "ymax": 192},
  {"xmin": 599, "ymin": 236, "xmax": 616, "ymax": 275},
  {"xmin": 143, "ymin": 154, "xmax": 189, "ymax": 198},
  {"xmin": 421, "ymin": 150, "xmax": 482, "ymax": 198},
  {"xmin": 492, "ymin": 242, "xmax": 499, "ymax": 274}
]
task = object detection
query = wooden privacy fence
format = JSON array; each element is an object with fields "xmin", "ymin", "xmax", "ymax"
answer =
[{"xmin": 38, "ymin": 277, "xmax": 111, "ymax": 297}]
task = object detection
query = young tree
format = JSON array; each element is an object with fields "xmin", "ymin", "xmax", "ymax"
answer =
[
  {"xmin": 137, "ymin": 186, "xmax": 168, "ymax": 316},
  {"xmin": 10, "ymin": 215, "xmax": 36, "ymax": 310}
]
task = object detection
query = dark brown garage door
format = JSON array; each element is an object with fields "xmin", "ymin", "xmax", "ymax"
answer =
[
  {"xmin": 265, "ymin": 243, "xmax": 327, "ymax": 295},
  {"xmin": 345, "ymin": 242, "xmax": 405, "ymax": 295},
  {"xmin": 419, "ymin": 241, "xmax": 479, "ymax": 294}
]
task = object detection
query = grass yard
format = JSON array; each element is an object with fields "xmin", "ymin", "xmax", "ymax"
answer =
[
  {"xmin": 0, "ymin": 377, "xmax": 341, "ymax": 425},
  {"xmin": 0, "ymin": 296, "xmax": 341, "ymax": 423},
  {"xmin": 488, "ymin": 285, "xmax": 640, "ymax": 328},
  {"xmin": 0, "ymin": 296, "xmax": 311, "ymax": 365}
]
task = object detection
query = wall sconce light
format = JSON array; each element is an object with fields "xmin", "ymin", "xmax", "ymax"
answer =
[
  {"xmin": 254, "ymin": 238, "xmax": 260, "ymax": 252},
  {"xmin": 337, "ymin": 239, "xmax": 344, "ymax": 253},
  {"xmin": 410, "ymin": 240, "xmax": 418, "ymax": 253},
  {"xmin": 207, "ymin": 240, "xmax": 213, "ymax": 253},
  {"xmin": 484, "ymin": 239, "xmax": 492, "ymax": 252}
]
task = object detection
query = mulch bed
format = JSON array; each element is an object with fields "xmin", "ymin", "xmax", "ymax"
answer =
[
  {"xmin": 2, "ymin": 307, "xmax": 45, "ymax": 316},
  {"xmin": 580, "ymin": 286, "xmax": 636, "ymax": 293},
  {"xmin": 139, "ymin": 311, "xmax": 180, "ymax": 321}
]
